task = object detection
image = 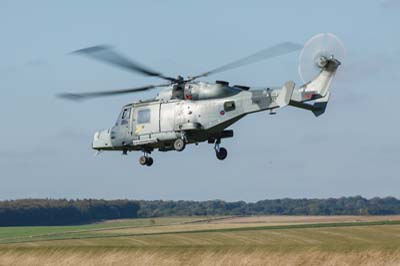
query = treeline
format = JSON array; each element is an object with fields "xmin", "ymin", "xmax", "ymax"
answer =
[
  {"xmin": 137, "ymin": 196, "xmax": 400, "ymax": 217},
  {"xmin": 1, "ymin": 197, "xmax": 400, "ymax": 226},
  {"xmin": 0, "ymin": 199, "xmax": 140, "ymax": 226}
]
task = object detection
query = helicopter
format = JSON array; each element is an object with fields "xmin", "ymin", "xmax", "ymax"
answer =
[{"xmin": 59, "ymin": 33, "xmax": 344, "ymax": 166}]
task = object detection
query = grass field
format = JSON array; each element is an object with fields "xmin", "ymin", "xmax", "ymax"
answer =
[{"xmin": 1, "ymin": 216, "xmax": 400, "ymax": 266}]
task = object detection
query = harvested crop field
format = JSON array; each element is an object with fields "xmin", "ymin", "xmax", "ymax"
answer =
[
  {"xmin": 207, "ymin": 215, "xmax": 400, "ymax": 224},
  {"xmin": 1, "ymin": 216, "xmax": 400, "ymax": 266}
]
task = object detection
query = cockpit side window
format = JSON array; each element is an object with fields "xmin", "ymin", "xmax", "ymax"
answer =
[
  {"xmin": 137, "ymin": 109, "xmax": 151, "ymax": 124},
  {"xmin": 122, "ymin": 108, "xmax": 131, "ymax": 120},
  {"xmin": 121, "ymin": 108, "xmax": 131, "ymax": 125},
  {"xmin": 116, "ymin": 107, "xmax": 132, "ymax": 126}
]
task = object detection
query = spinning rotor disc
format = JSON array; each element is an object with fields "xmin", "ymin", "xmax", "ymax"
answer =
[
  {"xmin": 298, "ymin": 33, "xmax": 345, "ymax": 83},
  {"xmin": 59, "ymin": 42, "xmax": 302, "ymax": 101}
]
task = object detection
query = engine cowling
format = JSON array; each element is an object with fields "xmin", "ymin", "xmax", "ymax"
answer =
[{"xmin": 185, "ymin": 82, "xmax": 240, "ymax": 100}]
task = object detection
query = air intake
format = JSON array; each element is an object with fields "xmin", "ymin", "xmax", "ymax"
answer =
[{"xmin": 216, "ymin": 80, "xmax": 229, "ymax": 86}]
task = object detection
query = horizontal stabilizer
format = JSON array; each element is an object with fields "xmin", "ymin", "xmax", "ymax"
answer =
[
  {"xmin": 312, "ymin": 92, "xmax": 330, "ymax": 117},
  {"xmin": 289, "ymin": 92, "xmax": 330, "ymax": 117},
  {"xmin": 276, "ymin": 81, "xmax": 295, "ymax": 108}
]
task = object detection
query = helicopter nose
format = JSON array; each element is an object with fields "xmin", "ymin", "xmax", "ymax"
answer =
[{"xmin": 92, "ymin": 129, "xmax": 112, "ymax": 150}]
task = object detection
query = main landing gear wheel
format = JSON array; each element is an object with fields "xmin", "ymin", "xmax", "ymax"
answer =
[
  {"xmin": 214, "ymin": 140, "xmax": 228, "ymax": 160},
  {"xmin": 216, "ymin": 147, "xmax": 228, "ymax": 160},
  {"xmin": 174, "ymin": 138, "xmax": 186, "ymax": 152},
  {"xmin": 139, "ymin": 155, "xmax": 154, "ymax": 166}
]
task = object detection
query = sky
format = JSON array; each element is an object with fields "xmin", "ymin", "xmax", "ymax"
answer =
[{"xmin": 0, "ymin": 0, "xmax": 399, "ymax": 201}]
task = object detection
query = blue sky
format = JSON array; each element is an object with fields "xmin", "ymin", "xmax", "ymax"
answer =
[{"xmin": 0, "ymin": 0, "xmax": 399, "ymax": 201}]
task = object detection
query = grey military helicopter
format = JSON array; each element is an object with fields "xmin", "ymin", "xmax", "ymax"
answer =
[{"xmin": 59, "ymin": 33, "xmax": 344, "ymax": 166}]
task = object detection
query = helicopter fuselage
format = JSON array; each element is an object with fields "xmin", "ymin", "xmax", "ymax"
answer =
[{"xmin": 92, "ymin": 81, "xmax": 285, "ymax": 153}]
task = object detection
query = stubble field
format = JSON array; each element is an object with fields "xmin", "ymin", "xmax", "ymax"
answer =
[{"xmin": 1, "ymin": 216, "xmax": 400, "ymax": 266}]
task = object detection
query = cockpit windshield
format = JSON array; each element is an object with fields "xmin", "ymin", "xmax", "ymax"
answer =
[{"xmin": 115, "ymin": 106, "xmax": 132, "ymax": 126}]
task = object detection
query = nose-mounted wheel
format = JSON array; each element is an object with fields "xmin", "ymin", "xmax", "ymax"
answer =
[{"xmin": 139, "ymin": 151, "xmax": 153, "ymax": 167}]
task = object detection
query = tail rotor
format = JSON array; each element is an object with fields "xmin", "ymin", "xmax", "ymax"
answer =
[{"xmin": 298, "ymin": 33, "xmax": 346, "ymax": 84}]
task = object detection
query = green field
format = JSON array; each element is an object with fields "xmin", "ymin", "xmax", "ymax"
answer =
[
  {"xmin": 1, "ymin": 216, "xmax": 400, "ymax": 266},
  {"xmin": 0, "ymin": 217, "xmax": 210, "ymax": 244}
]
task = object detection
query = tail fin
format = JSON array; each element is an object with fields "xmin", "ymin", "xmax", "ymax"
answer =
[
  {"xmin": 276, "ymin": 81, "xmax": 295, "ymax": 108},
  {"xmin": 290, "ymin": 58, "xmax": 340, "ymax": 116},
  {"xmin": 301, "ymin": 58, "xmax": 340, "ymax": 98}
]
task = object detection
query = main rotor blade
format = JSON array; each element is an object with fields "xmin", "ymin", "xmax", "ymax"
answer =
[
  {"xmin": 57, "ymin": 83, "xmax": 171, "ymax": 101},
  {"xmin": 189, "ymin": 42, "xmax": 302, "ymax": 80},
  {"xmin": 72, "ymin": 46, "xmax": 177, "ymax": 82}
]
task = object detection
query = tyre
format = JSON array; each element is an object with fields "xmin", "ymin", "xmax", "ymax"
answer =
[
  {"xmin": 139, "ymin": 156, "xmax": 147, "ymax": 165},
  {"xmin": 146, "ymin": 157, "xmax": 154, "ymax": 166},
  {"xmin": 174, "ymin": 138, "xmax": 186, "ymax": 152},
  {"xmin": 216, "ymin": 147, "xmax": 228, "ymax": 160}
]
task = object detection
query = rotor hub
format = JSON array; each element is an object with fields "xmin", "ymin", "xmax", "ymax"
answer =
[{"xmin": 315, "ymin": 55, "xmax": 328, "ymax": 68}]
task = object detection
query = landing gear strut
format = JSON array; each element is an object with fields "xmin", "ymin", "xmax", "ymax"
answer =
[
  {"xmin": 214, "ymin": 139, "xmax": 228, "ymax": 160},
  {"xmin": 139, "ymin": 151, "xmax": 153, "ymax": 166}
]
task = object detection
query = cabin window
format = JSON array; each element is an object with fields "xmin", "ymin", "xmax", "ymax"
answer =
[
  {"xmin": 224, "ymin": 101, "xmax": 236, "ymax": 112},
  {"xmin": 137, "ymin": 109, "xmax": 151, "ymax": 124}
]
